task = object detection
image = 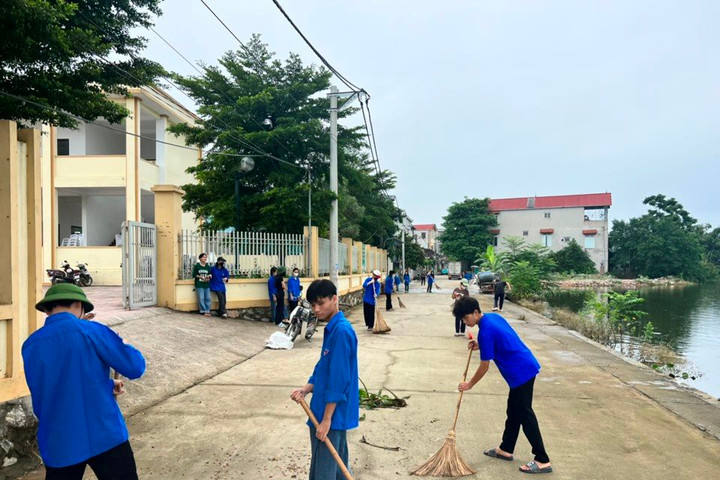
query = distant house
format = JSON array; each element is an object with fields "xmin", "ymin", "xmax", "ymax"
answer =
[
  {"xmin": 42, "ymin": 86, "xmax": 202, "ymax": 285},
  {"xmin": 489, "ymin": 193, "xmax": 612, "ymax": 273},
  {"xmin": 413, "ymin": 223, "xmax": 438, "ymax": 251}
]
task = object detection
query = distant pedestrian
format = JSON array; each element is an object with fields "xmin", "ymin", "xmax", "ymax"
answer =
[
  {"xmin": 454, "ymin": 296, "xmax": 552, "ymax": 475},
  {"xmin": 426, "ymin": 271, "xmax": 435, "ymax": 293},
  {"xmin": 362, "ymin": 270, "xmax": 382, "ymax": 330},
  {"xmin": 192, "ymin": 253, "xmax": 212, "ymax": 316},
  {"xmin": 452, "ymin": 279, "xmax": 470, "ymax": 336},
  {"xmin": 493, "ymin": 277, "xmax": 512, "ymax": 312},
  {"xmin": 274, "ymin": 267, "xmax": 287, "ymax": 326},
  {"xmin": 420, "ymin": 269, "xmax": 426, "ymax": 286},
  {"xmin": 290, "ymin": 279, "xmax": 359, "ymax": 480},
  {"xmin": 394, "ymin": 272, "xmax": 401, "ymax": 293},
  {"xmin": 23, "ymin": 284, "xmax": 146, "ymax": 479},
  {"xmin": 385, "ymin": 270, "xmax": 395, "ymax": 310},
  {"xmin": 288, "ymin": 267, "xmax": 302, "ymax": 313},
  {"xmin": 210, "ymin": 257, "xmax": 230, "ymax": 318},
  {"xmin": 403, "ymin": 269, "xmax": 411, "ymax": 293},
  {"xmin": 268, "ymin": 267, "xmax": 277, "ymax": 323}
]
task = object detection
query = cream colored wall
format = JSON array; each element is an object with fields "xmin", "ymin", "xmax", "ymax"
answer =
[
  {"xmin": 162, "ymin": 131, "xmax": 200, "ymax": 231},
  {"xmin": 54, "ymin": 155, "xmax": 126, "ymax": 188},
  {"xmin": 56, "ymin": 247, "xmax": 123, "ymax": 285}
]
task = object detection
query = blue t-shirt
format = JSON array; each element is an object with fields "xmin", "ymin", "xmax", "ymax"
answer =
[
  {"xmin": 384, "ymin": 275, "xmax": 394, "ymax": 294},
  {"xmin": 363, "ymin": 278, "xmax": 380, "ymax": 305},
  {"xmin": 288, "ymin": 276, "xmax": 301, "ymax": 300},
  {"xmin": 403, "ymin": 274, "xmax": 410, "ymax": 284},
  {"xmin": 268, "ymin": 276, "xmax": 276, "ymax": 299},
  {"xmin": 307, "ymin": 311, "xmax": 359, "ymax": 431},
  {"xmin": 427, "ymin": 275, "xmax": 434, "ymax": 285},
  {"xmin": 477, "ymin": 313, "xmax": 540, "ymax": 388},
  {"xmin": 22, "ymin": 312, "xmax": 146, "ymax": 467},
  {"xmin": 209, "ymin": 266, "xmax": 229, "ymax": 292}
]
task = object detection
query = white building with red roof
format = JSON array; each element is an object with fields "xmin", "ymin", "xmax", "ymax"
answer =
[
  {"xmin": 413, "ymin": 223, "xmax": 438, "ymax": 252},
  {"xmin": 489, "ymin": 193, "xmax": 612, "ymax": 273}
]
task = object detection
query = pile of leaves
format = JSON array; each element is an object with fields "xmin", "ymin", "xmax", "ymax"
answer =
[{"xmin": 359, "ymin": 378, "xmax": 408, "ymax": 409}]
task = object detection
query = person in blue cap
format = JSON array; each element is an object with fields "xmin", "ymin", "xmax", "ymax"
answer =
[
  {"xmin": 291, "ymin": 279, "xmax": 359, "ymax": 479},
  {"xmin": 384, "ymin": 270, "xmax": 395, "ymax": 310},
  {"xmin": 23, "ymin": 284, "xmax": 146, "ymax": 479}
]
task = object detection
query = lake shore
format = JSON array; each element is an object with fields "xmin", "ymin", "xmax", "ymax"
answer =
[{"xmin": 554, "ymin": 275, "xmax": 692, "ymax": 289}]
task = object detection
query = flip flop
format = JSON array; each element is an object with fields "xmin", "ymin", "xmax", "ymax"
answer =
[
  {"xmin": 483, "ymin": 448, "xmax": 513, "ymax": 461},
  {"xmin": 519, "ymin": 461, "xmax": 553, "ymax": 474}
]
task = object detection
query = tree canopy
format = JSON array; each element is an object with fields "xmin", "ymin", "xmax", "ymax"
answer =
[
  {"xmin": 170, "ymin": 35, "xmax": 401, "ymax": 246},
  {"xmin": 438, "ymin": 198, "xmax": 497, "ymax": 266},
  {"xmin": 0, "ymin": 0, "xmax": 164, "ymax": 127},
  {"xmin": 609, "ymin": 195, "xmax": 717, "ymax": 281},
  {"xmin": 552, "ymin": 239, "xmax": 596, "ymax": 274}
]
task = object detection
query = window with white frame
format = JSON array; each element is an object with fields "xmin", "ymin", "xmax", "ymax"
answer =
[
  {"xmin": 541, "ymin": 234, "xmax": 552, "ymax": 247},
  {"xmin": 584, "ymin": 235, "xmax": 595, "ymax": 249}
]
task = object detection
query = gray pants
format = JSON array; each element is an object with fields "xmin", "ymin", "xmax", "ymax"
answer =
[{"xmin": 308, "ymin": 425, "xmax": 349, "ymax": 480}]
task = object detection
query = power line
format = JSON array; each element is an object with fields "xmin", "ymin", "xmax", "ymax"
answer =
[{"xmin": 199, "ymin": 0, "xmax": 246, "ymax": 48}]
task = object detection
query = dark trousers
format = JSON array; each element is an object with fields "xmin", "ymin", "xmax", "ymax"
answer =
[
  {"xmin": 309, "ymin": 426, "xmax": 349, "ymax": 479},
  {"xmin": 363, "ymin": 302, "xmax": 375, "ymax": 328},
  {"xmin": 426, "ymin": 283, "xmax": 433, "ymax": 293},
  {"xmin": 45, "ymin": 440, "xmax": 138, "ymax": 480},
  {"xmin": 404, "ymin": 282, "xmax": 409, "ymax": 293},
  {"xmin": 499, "ymin": 377, "xmax": 550, "ymax": 464},
  {"xmin": 420, "ymin": 276, "xmax": 425, "ymax": 285},
  {"xmin": 214, "ymin": 290, "xmax": 227, "ymax": 315},
  {"xmin": 275, "ymin": 295, "xmax": 285, "ymax": 325},
  {"xmin": 455, "ymin": 315, "xmax": 466, "ymax": 334},
  {"xmin": 386, "ymin": 293, "xmax": 393, "ymax": 310},
  {"xmin": 494, "ymin": 293, "xmax": 505, "ymax": 310},
  {"xmin": 288, "ymin": 299, "xmax": 298, "ymax": 313}
]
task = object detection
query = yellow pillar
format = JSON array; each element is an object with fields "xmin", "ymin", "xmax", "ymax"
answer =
[
  {"xmin": 17, "ymin": 128, "xmax": 43, "ymax": 335},
  {"xmin": 125, "ymin": 98, "xmax": 139, "ymax": 221},
  {"xmin": 341, "ymin": 237, "xmax": 353, "ymax": 284},
  {"xmin": 153, "ymin": 185, "xmax": 185, "ymax": 309}
]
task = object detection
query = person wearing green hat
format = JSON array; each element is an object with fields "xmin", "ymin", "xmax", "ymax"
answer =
[
  {"xmin": 451, "ymin": 279, "xmax": 471, "ymax": 336},
  {"xmin": 22, "ymin": 284, "xmax": 146, "ymax": 479}
]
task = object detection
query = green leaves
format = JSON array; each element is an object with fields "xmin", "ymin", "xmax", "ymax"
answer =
[
  {"xmin": 438, "ymin": 198, "xmax": 497, "ymax": 266},
  {"xmin": 552, "ymin": 239, "xmax": 596, "ymax": 275}
]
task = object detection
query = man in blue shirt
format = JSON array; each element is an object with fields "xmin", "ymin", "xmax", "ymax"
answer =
[
  {"xmin": 288, "ymin": 267, "xmax": 302, "ymax": 313},
  {"xmin": 291, "ymin": 279, "xmax": 359, "ymax": 479},
  {"xmin": 22, "ymin": 283, "xmax": 146, "ymax": 479},
  {"xmin": 362, "ymin": 270, "xmax": 382, "ymax": 330},
  {"xmin": 268, "ymin": 266, "xmax": 277, "ymax": 323},
  {"xmin": 385, "ymin": 270, "xmax": 395, "ymax": 311},
  {"xmin": 403, "ymin": 269, "xmax": 411, "ymax": 293},
  {"xmin": 210, "ymin": 257, "xmax": 230, "ymax": 318},
  {"xmin": 454, "ymin": 296, "xmax": 552, "ymax": 475}
]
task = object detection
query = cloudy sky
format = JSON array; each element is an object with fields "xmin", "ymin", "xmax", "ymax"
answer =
[{"xmin": 141, "ymin": 0, "xmax": 720, "ymax": 228}]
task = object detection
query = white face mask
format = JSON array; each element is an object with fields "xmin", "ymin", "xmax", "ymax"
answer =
[{"xmin": 293, "ymin": 272, "xmax": 299, "ymax": 277}]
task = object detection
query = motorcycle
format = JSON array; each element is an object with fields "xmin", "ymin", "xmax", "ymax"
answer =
[
  {"xmin": 285, "ymin": 293, "xmax": 319, "ymax": 343},
  {"xmin": 46, "ymin": 261, "xmax": 93, "ymax": 287}
]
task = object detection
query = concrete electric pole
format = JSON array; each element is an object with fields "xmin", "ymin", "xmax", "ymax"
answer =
[{"xmin": 329, "ymin": 86, "xmax": 339, "ymax": 287}]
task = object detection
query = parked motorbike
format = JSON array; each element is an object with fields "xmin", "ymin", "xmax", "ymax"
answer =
[
  {"xmin": 76, "ymin": 263, "xmax": 93, "ymax": 287},
  {"xmin": 46, "ymin": 261, "xmax": 93, "ymax": 287},
  {"xmin": 285, "ymin": 295, "xmax": 318, "ymax": 342}
]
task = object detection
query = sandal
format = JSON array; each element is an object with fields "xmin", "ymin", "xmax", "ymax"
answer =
[
  {"xmin": 519, "ymin": 461, "xmax": 552, "ymax": 474},
  {"xmin": 483, "ymin": 448, "xmax": 513, "ymax": 461}
]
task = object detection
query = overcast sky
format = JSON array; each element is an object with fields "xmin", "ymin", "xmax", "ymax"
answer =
[{"xmin": 141, "ymin": 0, "xmax": 720, "ymax": 228}]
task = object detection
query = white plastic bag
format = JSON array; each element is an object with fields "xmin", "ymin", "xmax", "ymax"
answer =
[{"xmin": 265, "ymin": 331, "xmax": 294, "ymax": 350}]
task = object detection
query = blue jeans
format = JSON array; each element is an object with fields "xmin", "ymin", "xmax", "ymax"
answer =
[
  {"xmin": 197, "ymin": 287, "xmax": 211, "ymax": 313},
  {"xmin": 308, "ymin": 426, "xmax": 350, "ymax": 480},
  {"xmin": 269, "ymin": 297, "xmax": 276, "ymax": 323}
]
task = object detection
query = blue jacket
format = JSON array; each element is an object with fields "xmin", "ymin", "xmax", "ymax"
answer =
[
  {"xmin": 22, "ymin": 312, "xmax": 146, "ymax": 467},
  {"xmin": 209, "ymin": 266, "xmax": 230, "ymax": 292},
  {"xmin": 308, "ymin": 311, "xmax": 359, "ymax": 431},
  {"xmin": 478, "ymin": 313, "xmax": 540, "ymax": 388},
  {"xmin": 384, "ymin": 275, "xmax": 394, "ymax": 294},
  {"xmin": 288, "ymin": 276, "xmax": 302, "ymax": 301},
  {"xmin": 403, "ymin": 273, "xmax": 410, "ymax": 284},
  {"xmin": 363, "ymin": 277, "xmax": 381, "ymax": 305},
  {"xmin": 268, "ymin": 276, "xmax": 276, "ymax": 299}
]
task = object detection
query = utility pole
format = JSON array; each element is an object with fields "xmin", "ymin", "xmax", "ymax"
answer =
[
  {"xmin": 329, "ymin": 86, "xmax": 339, "ymax": 287},
  {"xmin": 401, "ymin": 228, "xmax": 406, "ymax": 273}
]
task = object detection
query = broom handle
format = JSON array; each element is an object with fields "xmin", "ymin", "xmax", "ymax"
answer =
[
  {"xmin": 299, "ymin": 398, "xmax": 354, "ymax": 480},
  {"xmin": 451, "ymin": 348, "xmax": 474, "ymax": 431}
]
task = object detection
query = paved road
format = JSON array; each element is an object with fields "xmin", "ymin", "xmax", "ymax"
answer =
[{"xmin": 20, "ymin": 287, "xmax": 720, "ymax": 479}]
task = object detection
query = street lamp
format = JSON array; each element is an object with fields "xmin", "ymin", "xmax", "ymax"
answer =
[{"xmin": 234, "ymin": 156, "xmax": 255, "ymax": 274}]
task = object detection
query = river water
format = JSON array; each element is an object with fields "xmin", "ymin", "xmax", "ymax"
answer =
[{"xmin": 545, "ymin": 283, "xmax": 720, "ymax": 399}]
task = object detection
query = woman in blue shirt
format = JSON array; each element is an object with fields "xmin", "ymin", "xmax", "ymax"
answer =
[
  {"xmin": 288, "ymin": 267, "xmax": 302, "ymax": 312},
  {"xmin": 403, "ymin": 269, "xmax": 411, "ymax": 293},
  {"xmin": 385, "ymin": 270, "xmax": 395, "ymax": 310}
]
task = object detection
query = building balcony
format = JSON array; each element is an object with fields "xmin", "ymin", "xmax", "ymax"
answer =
[{"xmin": 55, "ymin": 155, "xmax": 127, "ymax": 188}]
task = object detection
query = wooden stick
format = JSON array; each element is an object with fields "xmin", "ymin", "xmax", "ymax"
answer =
[
  {"xmin": 451, "ymin": 345, "xmax": 474, "ymax": 431},
  {"xmin": 299, "ymin": 398, "xmax": 354, "ymax": 480}
]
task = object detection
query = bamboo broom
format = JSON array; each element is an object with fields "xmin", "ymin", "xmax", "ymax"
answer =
[
  {"xmin": 412, "ymin": 333, "xmax": 475, "ymax": 477},
  {"xmin": 373, "ymin": 284, "xmax": 391, "ymax": 334},
  {"xmin": 396, "ymin": 295, "xmax": 407, "ymax": 309},
  {"xmin": 298, "ymin": 398, "xmax": 354, "ymax": 480}
]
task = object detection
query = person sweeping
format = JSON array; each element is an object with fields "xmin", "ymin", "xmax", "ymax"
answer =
[
  {"xmin": 362, "ymin": 270, "xmax": 382, "ymax": 330},
  {"xmin": 291, "ymin": 279, "xmax": 359, "ymax": 479},
  {"xmin": 453, "ymin": 296, "xmax": 553, "ymax": 475}
]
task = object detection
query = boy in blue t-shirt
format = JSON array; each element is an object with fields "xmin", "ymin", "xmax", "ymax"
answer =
[
  {"xmin": 453, "ymin": 296, "xmax": 552, "ymax": 475},
  {"xmin": 384, "ymin": 270, "xmax": 395, "ymax": 311}
]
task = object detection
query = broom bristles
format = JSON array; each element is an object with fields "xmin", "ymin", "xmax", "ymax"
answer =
[
  {"xmin": 411, "ymin": 430, "xmax": 475, "ymax": 477},
  {"xmin": 397, "ymin": 295, "xmax": 407, "ymax": 309},
  {"xmin": 373, "ymin": 307, "xmax": 391, "ymax": 334}
]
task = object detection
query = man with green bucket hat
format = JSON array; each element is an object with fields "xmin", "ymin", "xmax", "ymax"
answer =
[{"xmin": 22, "ymin": 284, "xmax": 146, "ymax": 479}]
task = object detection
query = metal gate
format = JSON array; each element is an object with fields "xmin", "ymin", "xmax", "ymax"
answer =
[{"xmin": 122, "ymin": 221, "xmax": 157, "ymax": 309}]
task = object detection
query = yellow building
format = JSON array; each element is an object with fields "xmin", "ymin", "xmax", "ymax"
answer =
[{"xmin": 42, "ymin": 87, "xmax": 201, "ymax": 285}]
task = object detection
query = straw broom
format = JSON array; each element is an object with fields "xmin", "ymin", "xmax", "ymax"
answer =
[
  {"xmin": 412, "ymin": 333, "xmax": 475, "ymax": 477},
  {"xmin": 373, "ymin": 285, "xmax": 391, "ymax": 334},
  {"xmin": 396, "ymin": 294, "xmax": 407, "ymax": 309},
  {"xmin": 298, "ymin": 398, "xmax": 354, "ymax": 480}
]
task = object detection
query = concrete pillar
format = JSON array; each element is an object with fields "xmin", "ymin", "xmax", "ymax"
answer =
[
  {"xmin": 156, "ymin": 115, "xmax": 168, "ymax": 184},
  {"xmin": 17, "ymin": 127, "xmax": 43, "ymax": 335},
  {"xmin": 341, "ymin": 237, "xmax": 353, "ymax": 284},
  {"xmin": 125, "ymin": 97, "xmax": 139, "ymax": 221},
  {"xmin": 152, "ymin": 185, "xmax": 185, "ymax": 309}
]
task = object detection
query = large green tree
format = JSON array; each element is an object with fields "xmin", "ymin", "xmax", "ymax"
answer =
[
  {"xmin": 552, "ymin": 239, "xmax": 596, "ymax": 274},
  {"xmin": 438, "ymin": 197, "xmax": 497, "ymax": 266},
  {"xmin": 609, "ymin": 195, "xmax": 716, "ymax": 281},
  {"xmin": 0, "ymin": 0, "xmax": 164, "ymax": 127},
  {"xmin": 169, "ymin": 36, "xmax": 400, "ymax": 246}
]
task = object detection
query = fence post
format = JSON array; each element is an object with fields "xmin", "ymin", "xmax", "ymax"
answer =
[
  {"xmin": 304, "ymin": 225, "xmax": 320, "ymax": 279},
  {"xmin": 152, "ymin": 185, "xmax": 185, "ymax": 309}
]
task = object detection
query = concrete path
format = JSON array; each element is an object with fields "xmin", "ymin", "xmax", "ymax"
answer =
[{"xmin": 20, "ymin": 286, "xmax": 720, "ymax": 479}]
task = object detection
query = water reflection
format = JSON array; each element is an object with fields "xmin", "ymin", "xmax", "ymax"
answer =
[{"xmin": 545, "ymin": 283, "xmax": 720, "ymax": 398}]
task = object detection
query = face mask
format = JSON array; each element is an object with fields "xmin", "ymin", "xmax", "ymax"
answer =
[{"xmin": 293, "ymin": 272, "xmax": 299, "ymax": 277}]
